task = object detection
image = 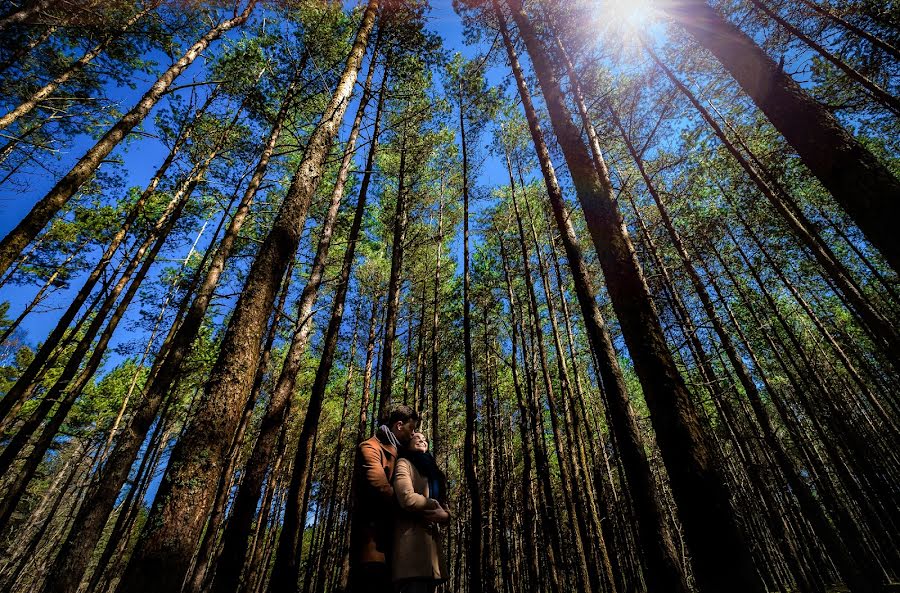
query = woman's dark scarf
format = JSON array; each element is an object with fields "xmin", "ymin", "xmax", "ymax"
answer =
[{"xmin": 402, "ymin": 449, "xmax": 446, "ymax": 504}]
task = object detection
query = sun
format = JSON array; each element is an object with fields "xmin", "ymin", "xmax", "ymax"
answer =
[{"xmin": 599, "ymin": 0, "xmax": 657, "ymax": 31}]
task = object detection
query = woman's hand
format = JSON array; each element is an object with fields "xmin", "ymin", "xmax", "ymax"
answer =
[{"xmin": 422, "ymin": 503, "xmax": 450, "ymax": 525}]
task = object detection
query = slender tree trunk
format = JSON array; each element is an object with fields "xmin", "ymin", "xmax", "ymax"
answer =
[
  {"xmin": 430, "ymin": 186, "xmax": 443, "ymax": 460},
  {"xmin": 360, "ymin": 298, "xmax": 380, "ymax": 441},
  {"xmin": 457, "ymin": 68, "xmax": 485, "ymax": 593},
  {"xmin": 795, "ymin": 0, "xmax": 900, "ymax": 61},
  {"xmin": 378, "ymin": 119, "xmax": 409, "ymax": 418}
]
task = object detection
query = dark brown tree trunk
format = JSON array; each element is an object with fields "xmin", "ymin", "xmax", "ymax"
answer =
[
  {"xmin": 459, "ymin": 71, "xmax": 484, "ymax": 593},
  {"xmin": 360, "ymin": 298, "xmax": 380, "ymax": 441},
  {"xmin": 504, "ymin": 1, "xmax": 763, "ymax": 590},
  {"xmin": 209, "ymin": 43, "xmax": 382, "ymax": 592},
  {"xmin": 378, "ymin": 121, "xmax": 410, "ymax": 419},
  {"xmin": 115, "ymin": 4, "xmax": 378, "ymax": 589},
  {"xmin": 430, "ymin": 185, "xmax": 443, "ymax": 461},
  {"xmin": 660, "ymin": 0, "xmax": 900, "ymax": 273}
]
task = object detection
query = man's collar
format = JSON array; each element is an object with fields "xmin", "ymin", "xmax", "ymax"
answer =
[{"xmin": 374, "ymin": 432, "xmax": 399, "ymax": 456}]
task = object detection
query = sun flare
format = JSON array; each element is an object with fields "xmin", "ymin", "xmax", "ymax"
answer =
[{"xmin": 599, "ymin": 0, "xmax": 657, "ymax": 31}]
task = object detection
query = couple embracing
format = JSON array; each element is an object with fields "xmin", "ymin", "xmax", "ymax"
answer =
[{"xmin": 349, "ymin": 404, "xmax": 451, "ymax": 593}]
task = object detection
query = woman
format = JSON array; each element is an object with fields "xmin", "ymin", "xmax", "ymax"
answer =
[{"xmin": 391, "ymin": 431, "xmax": 450, "ymax": 593}]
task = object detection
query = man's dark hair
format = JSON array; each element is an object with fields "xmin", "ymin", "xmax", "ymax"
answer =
[{"xmin": 383, "ymin": 403, "xmax": 419, "ymax": 427}]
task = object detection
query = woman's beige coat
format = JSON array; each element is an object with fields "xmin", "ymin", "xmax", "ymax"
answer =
[{"xmin": 391, "ymin": 457, "xmax": 447, "ymax": 583}]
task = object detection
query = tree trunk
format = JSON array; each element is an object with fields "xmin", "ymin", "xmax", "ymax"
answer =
[
  {"xmin": 378, "ymin": 120, "xmax": 410, "ymax": 418},
  {"xmin": 460, "ymin": 71, "xmax": 484, "ymax": 593},
  {"xmin": 211, "ymin": 43, "xmax": 384, "ymax": 593},
  {"xmin": 430, "ymin": 185, "xmax": 443, "ymax": 461}
]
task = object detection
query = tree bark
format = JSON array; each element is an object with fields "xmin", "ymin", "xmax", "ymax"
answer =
[
  {"xmin": 460, "ymin": 69, "xmax": 484, "ymax": 593},
  {"xmin": 268, "ymin": 78, "xmax": 375, "ymax": 587},
  {"xmin": 378, "ymin": 119, "xmax": 410, "ymax": 418},
  {"xmin": 211, "ymin": 43, "xmax": 384, "ymax": 593}
]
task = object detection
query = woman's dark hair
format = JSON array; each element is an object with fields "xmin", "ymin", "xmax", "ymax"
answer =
[{"xmin": 383, "ymin": 403, "xmax": 419, "ymax": 427}]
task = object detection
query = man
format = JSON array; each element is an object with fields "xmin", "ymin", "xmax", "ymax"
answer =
[{"xmin": 349, "ymin": 404, "xmax": 443, "ymax": 593}]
